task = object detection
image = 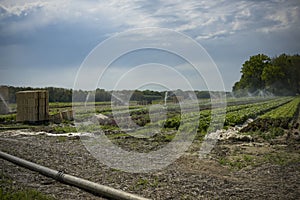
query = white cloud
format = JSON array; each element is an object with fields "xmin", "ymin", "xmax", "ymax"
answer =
[
  {"xmin": 1, "ymin": 0, "xmax": 299, "ymax": 39},
  {"xmin": 258, "ymin": 5, "xmax": 300, "ymax": 33}
]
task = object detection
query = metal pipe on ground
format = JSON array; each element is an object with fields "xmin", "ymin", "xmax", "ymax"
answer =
[{"xmin": 0, "ymin": 151, "xmax": 150, "ymax": 200}]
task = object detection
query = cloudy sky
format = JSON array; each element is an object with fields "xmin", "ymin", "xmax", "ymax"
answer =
[{"xmin": 0, "ymin": 0, "xmax": 299, "ymax": 91}]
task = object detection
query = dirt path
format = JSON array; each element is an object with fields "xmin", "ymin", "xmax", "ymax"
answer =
[{"xmin": 0, "ymin": 130, "xmax": 299, "ymax": 199}]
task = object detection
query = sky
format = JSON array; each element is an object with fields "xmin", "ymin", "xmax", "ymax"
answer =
[{"xmin": 0, "ymin": 0, "xmax": 299, "ymax": 91}]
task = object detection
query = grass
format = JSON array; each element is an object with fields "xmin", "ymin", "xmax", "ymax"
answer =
[
  {"xmin": 218, "ymin": 148, "xmax": 300, "ymax": 171},
  {"xmin": 0, "ymin": 173, "xmax": 55, "ymax": 200},
  {"xmin": 0, "ymin": 114, "xmax": 16, "ymax": 123},
  {"xmin": 56, "ymin": 136, "xmax": 67, "ymax": 142},
  {"xmin": 219, "ymin": 154, "xmax": 256, "ymax": 170},
  {"xmin": 130, "ymin": 177, "xmax": 159, "ymax": 190},
  {"xmin": 76, "ymin": 124, "xmax": 120, "ymax": 133},
  {"xmin": 263, "ymin": 152, "xmax": 300, "ymax": 166},
  {"xmin": 0, "ymin": 188, "xmax": 55, "ymax": 200},
  {"xmin": 106, "ymin": 132, "xmax": 131, "ymax": 140},
  {"xmin": 0, "ymin": 124, "xmax": 35, "ymax": 131},
  {"xmin": 53, "ymin": 125, "xmax": 77, "ymax": 133},
  {"xmin": 242, "ymin": 127, "xmax": 285, "ymax": 141}
]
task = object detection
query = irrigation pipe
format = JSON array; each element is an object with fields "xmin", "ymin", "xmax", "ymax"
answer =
[{"xmin": 0, "ymin": 151, "xmax": 150, "ymax": 200}]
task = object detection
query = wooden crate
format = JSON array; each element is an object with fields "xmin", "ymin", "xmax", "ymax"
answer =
[
  {"xmin": 16, "ymin": 90, "xmax": 49, "ymax": 122},
  {"xmin": 61, "ymin": 110, "xmax": 74, "ymax": 121}
]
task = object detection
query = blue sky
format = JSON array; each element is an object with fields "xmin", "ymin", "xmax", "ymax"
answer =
[{"xmin": 0, "ymin": 0, "xmax": 299, "ymax": 91}]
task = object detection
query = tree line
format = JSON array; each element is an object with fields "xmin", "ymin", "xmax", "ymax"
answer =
[
  {"xmin": 4, "ymin": 86, "xmax": 218, "ymax": 103},
  {"xmin": 6, "ymin": 87, "xmax": 114, "ymax": 103},
  {"xmin": 233, "ymin": 54, "xmax": 300, "ymax": 96}
]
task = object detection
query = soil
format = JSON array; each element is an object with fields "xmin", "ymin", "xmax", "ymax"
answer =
[{"xmin": 0, "ymin": 129, "xmax": 299, "ymax": 200}]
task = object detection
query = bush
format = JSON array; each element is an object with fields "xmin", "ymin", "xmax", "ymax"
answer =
[{"xmin": 164, "ymin": 117, "xmax": 180, "ymax": 129}]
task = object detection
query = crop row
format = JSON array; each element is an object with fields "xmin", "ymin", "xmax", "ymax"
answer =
[
  {"xmin": 261, "ymin": 97, "xmax": 300, "ymax": 119},
  {"xmin": 226, "ymin": 97, "xmax": 292, "ymax": 112},
  {"xmin": 224, "ymin": 97, "xmax": 292, "ymax": 126},
  {"xmin": 184, "ymin": 97, "xmax": 291, "ymax": 126},
  {"xmin": 129, "ymin": 97, "xmax": 292, "ymax": 128},
  {"xmin": 242, "ymin": 97, "xmax": 300, "ymax": 132},
  {"xmin": 130, "ymin": 97, "xmax": 292, "ymax": 134},
  {"xmin": 74, "ymin": 97, "xmax": 293, "ymax": 137}
]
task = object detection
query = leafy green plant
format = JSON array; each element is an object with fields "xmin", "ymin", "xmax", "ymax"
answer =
[
  {"xmin": 0, "ymin": 114, "xmax": 16, "ymax": 123},
  {"xmin": 164, "ymin": 117, "xmax": 180, "ymax": 129},
  {"xmin": 225, "ymin": 97, "xmax": 292, "ymax": 126},
  {"xmin": 242, "ymin": 97, "xmax": 299, "ymax": 132},
  {"xmin": 261, "ymin": 97, "xmax": 299, "ymax": 119}
]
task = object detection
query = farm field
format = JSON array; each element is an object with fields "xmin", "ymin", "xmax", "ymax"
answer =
[{"xmin": 0, "ymin": 96, "xmax": 300, "ymax": 199}]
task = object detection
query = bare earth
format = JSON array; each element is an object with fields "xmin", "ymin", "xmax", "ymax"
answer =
[{"xmin": 0, "ymin": 130, "xmax": 299, "ymax": 200}]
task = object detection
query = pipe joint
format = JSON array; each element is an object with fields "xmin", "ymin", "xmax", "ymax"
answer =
[{"xmin": 55, "ymin": 170, "xmax": 65, "ymax": 181}]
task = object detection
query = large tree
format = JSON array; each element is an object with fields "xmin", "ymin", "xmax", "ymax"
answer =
[
  {"xmin": 233, "ymin": 53, "xmax": 300, "ymax": 96},
  {"xmin": 233, "ymin": 54, "xmax": 271, "ymax": 93},
  {"xmin": 267, "ymin": 54, "xmax": 300, "ymax": 95}
]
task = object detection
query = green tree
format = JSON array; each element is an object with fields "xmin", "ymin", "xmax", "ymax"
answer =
[
  {"xmin": 269, "ymin": 54, "xmax": 300, "ymax": 95},
  {"xmin": 288, "ymin": 54, "xmax": 300, "ymax": 94},
  {"xmin": 233, "ymin": 54, "xmax": 271, "ymax": 93},
  {"xmin": 233, "ymin": 53, "xmax": 300, "ymax": 96},
  {"xmin": 261, "ymin": 64, "xmax": 284, "ymax": 93},
  {"xmin": 95, "ymin": 88, "xmax": 111, "ymax": 101}
]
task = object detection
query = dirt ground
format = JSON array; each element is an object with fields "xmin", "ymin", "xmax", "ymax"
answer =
[{"xmin": 0, "ymin": 129, "xmax": 299, "ymax": 200}]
